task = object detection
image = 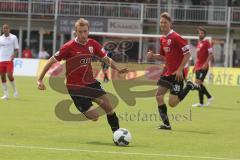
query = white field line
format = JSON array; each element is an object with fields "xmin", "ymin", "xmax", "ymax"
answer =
[{"xmin": 0, "ymin": 144, "xmax": 239, "ymax": 160}]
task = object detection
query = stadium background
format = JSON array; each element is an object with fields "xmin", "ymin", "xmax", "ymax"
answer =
[
  {"xmin": 0, "ymin": 0, "xmax": 240, "ymax": 66},
  {"xmin": 0, "ymin": 0, "xmax": 240, "ymax": 86}
]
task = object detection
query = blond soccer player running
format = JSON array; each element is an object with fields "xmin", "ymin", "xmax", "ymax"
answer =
[{"xmin": 37, "ymin": 18, "xmax": 128, "ymax": 134}]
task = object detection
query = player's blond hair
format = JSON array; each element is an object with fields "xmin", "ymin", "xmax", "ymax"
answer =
[
  {"xmin": 75, "ymin": 18, "xmax": 89, "ymax": 30},
  {"xmin": 160, "ymin": 12, "xmax": 172, "ymax": 22}
]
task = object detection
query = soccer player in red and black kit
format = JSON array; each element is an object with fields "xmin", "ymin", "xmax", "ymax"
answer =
[
  {"xmin": 37, "ymin": 18, "xmax": 128, "ymax": 134},
  {"xmin": 192, "ymin": 27, "xmax": 213, "ymax": 107},
  {"xmin": 147, "ymin": 12, "xmax": 198, "ymax": 130}
]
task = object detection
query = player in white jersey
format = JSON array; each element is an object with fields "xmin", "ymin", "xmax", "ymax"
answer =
[{"xmin": 0, "ymin": 24, "xmax": 19, "ymax": 100}]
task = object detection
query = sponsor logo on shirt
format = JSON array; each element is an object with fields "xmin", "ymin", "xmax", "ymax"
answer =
[{"xmin": 80, "ymin": 57, "xmax": 91, "ymax": 65}]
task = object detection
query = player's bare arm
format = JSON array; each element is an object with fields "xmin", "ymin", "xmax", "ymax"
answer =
[
  {"xmin": 10, "ymin": 49, "xmax": 19, "ymax": 61},
  {"xmin": 146, "ymin": 50, "xmax": 164, "ymax": 61},
  {"xmin": 37, "ymin": 56, "xmax": 58, "ymax": 90},
  {"xmin": 202, "ymin": 53, "xmax": 213, "ymax": 69},
  {"xmin": 175, "ymin": 52, "xmax": 190, "ymax": 81},
  {"xmin": 101, "ymin": 56, "xmax": 128, "ymax": 74}
]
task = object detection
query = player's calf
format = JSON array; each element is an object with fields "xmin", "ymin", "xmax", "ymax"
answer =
[
  {"xmin": 158, "ymin": 104, "xmax": 171, "ymax": 130},
  {"xmin": 178, "ymin": 81, "xmax": 199, "ymax": 102},
  {"xmin": 156, "ymin": 94, "xmax": 165, "ymax": 105},
  {"xmin": 95, "ymin": 95, "xmax": 119, "ymax": 132},
  {"xmin": 107, "ymin": 111, "xmax": 119, "ymax": 132},
  {"xmin": 168, "ymin": 95, "xmax": 180, "ymax": 107},
  {"xmin": 1, "ymin": 81, "xmax": 9, "ymax": 100}
]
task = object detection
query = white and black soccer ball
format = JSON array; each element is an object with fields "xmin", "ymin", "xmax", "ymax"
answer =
[{"xmin": 113, "ymin": 128, "xmax": 132, "ymax": 146}]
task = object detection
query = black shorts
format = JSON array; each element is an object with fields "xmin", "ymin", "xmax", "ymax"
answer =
[
  {"xmin": 68, "ymin": 81, "xmax": 106, "ymax": 113},
  {"xmin": 195, "ymin": 69, "xmax": 208, "ymax": 81},
  {"xmin": 157, "ymin": 75, "xmax": 184, "ymax": 95}
]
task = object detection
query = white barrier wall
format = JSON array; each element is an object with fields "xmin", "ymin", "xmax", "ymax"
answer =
[
  {"xmin": 14, "ymin": 58, "xmax": 40, "ymax": 76},
  {"xmin": 12, "ymin": 58, "xmax": 240, "ymax": 86}
]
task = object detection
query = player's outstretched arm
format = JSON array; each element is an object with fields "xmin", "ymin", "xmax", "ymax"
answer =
[
  {"xmin": 101, "ymin": 56, "xmax": 128, "ymax": 74},
  {"xmin": 146, "ymin": 50, "xmax": 164, "ymax": 61},
  {"xmin": 37, "ymin": 56, "xmax": 57, "ymax": 90}
]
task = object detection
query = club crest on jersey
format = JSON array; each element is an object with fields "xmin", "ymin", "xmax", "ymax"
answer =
[
  {"xmin": 167, "ymin": 39, "xmax": 172, "ymax": 46},
  {"xmin": 88, "ymin": 46, "xmax": 94, "ymax": 54}
]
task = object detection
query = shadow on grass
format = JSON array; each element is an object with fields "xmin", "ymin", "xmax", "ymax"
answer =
[
  {"xmin": 0, "ymin": 98, "xmax": 30, "ymax": 102},
  {"xmin": 173, "ymin": 130, "xmax": 214, "ymax": 135},
  {"xmin": 14, "ymin": 98, "xmax": 31, "ymax": 102},
  {"xmin": 86, "ymin": 141, "xmax": 115, "ymax": 146},
  {"xmin": 207, "ymin": 106, "xmax": 240, "ymax": 111},
  {"xmin": 86, "ymin": 141, "xmax": 134, "ymax": 147}
]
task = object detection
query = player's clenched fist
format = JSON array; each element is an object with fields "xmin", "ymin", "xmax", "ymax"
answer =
[
  {"xmin": 37, "ymin": 80, "xmax": 46, "ymax": 90},
  {"xmin": 146, "ymin": 50, "xmax": 154, "ymax": 60}
]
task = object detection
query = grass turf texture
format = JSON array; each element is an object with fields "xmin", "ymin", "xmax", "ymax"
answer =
[{"xmin": 0, "ymin": 76, "xmax": 239, "ymax": 160}]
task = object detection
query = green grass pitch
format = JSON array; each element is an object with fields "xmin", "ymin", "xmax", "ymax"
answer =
[{"xmin": 0, "ymin": 76, "xmax": 240, "ymax": 160}]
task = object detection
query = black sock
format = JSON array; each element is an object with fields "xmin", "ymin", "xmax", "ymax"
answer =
[
  {"xmin": 158, "ymin": 104, "xmax": 170, "ymax": 126},
  {"xmin": 107, "ymin": 112, "xmax": 119, "ymax": 132},
  {"xmin": 178, "ymin": 85, "xmax": 191, "ymax": 101},
  {"xmin": 200, "ymin": 84, "xmax": 211, "ymax": 99},
  {"xmin": 198, "ymin": 87, "xmax": 204, "ymax": 104}
]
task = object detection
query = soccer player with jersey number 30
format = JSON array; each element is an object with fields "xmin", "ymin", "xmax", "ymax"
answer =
[{"xmin": 147, "ymin": 12, "xmax": 199, "ymax": 130}]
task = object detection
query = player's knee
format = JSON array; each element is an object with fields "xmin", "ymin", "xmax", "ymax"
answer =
[
  {"xmin": 1, "ymin": 79, "xmax": 6, "ymax": 83},
  {"xmin": 88, "ymin": 115, "xmax": 99, "ymax": 121},
  {"xmin": 169, "ymin": 101, "xmax": 177, "ymax": 107},
  {"xmin": 91, "ymin": 117, "xmax": 99, "ymax": 121},
  {"xmin": 168, "ymin": 102, "xmax": 175, "ymax": 107},
  {"xmin": 84, "ymin": 108, "xmax": 99, "ymax": 121},
  {"xmin": 102, "ymin": 103, "xmax": 114, "ymax": 114},
  {"xmin": 8, "ymin": 77, "xmax": 14, "ymax": 82},
  {"xmin": 7, "ymin": 74, "xmax": 14, "ymax": 81},
  {"xmin": 0, "ymin": 75, "xmax": 6, "ymax": 82}
]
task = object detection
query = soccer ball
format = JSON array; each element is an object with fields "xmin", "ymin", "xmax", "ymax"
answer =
[{"xmin": 113, "ymin": 128, "xmax": 132, "ymax": 146}]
